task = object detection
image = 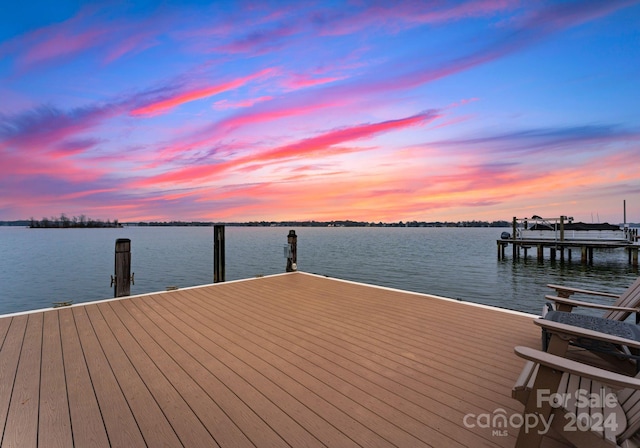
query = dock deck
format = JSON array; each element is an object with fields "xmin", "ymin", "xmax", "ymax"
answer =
[{"xmin": 0, "ymin": 272, "xmax": 569, "ymax": 447}]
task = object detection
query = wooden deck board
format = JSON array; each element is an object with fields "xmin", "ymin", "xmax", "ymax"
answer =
[
  {"xmin": 201, "ymin": 281, "xmax": 521, "ymax": 411},
  {"xmin": 38, "ymin": 311, "xmax": 73, "ymax": 448},
  {"xmin": 128, "ymin": 295, "xmax": 292, "ymax": 448},
  {"xmin": 80, "ymin": 305, "xmax": 181, "ymax": 448},
  {"xmin": 58, "ymin": 307, "xmax": 110, "ymax": 448},
  {"xmin": 0, "ymin": 318, "xmax": 13, "ymax": 352},
  {"xmin": 72, "ymin": 306, "xmax": 145, "ymax": 448},
  {"xmin": 95, "ymin": 303, "xmax": 215, "ymax": 447},
  {"xmin": 0, "ymin": 272, "xmax": 576, "ymax": 447},
  {"xmin": 0, "ymin": 316, "xmax": 28, "ymax": 444},
  {"xmin": 108, "ymin": 299, "xmax": 254, "ymax": 448},
  {"xmin": 2, "ymin": 314, "xmax": 42, "ymax": 447},
  {"xmin": 191, "ymin": 279, "xmax": 523, "ymax": 447},
  {"xmin": 174, "ymin": 288, "xmax": 472, "ymax": 448},
  {"xmin": 161, "ymin": 290, "xmax": 434, "ymax": 448},
  {"xmin": 137, "ymin": 294, "xmax": 333, "ymax": 448},
  {"xmin": 180, "ymin": 287, "xmax": 507, "ymax": 445}
]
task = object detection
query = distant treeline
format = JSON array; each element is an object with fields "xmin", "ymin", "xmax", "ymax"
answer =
[
  {"xmin": 28, "ymin": 214, "xmax": 122, "ymax": 228},
  {"xmin": 2, "ymin": 219, "xmax": 638, "ymax": 228},
  {"xmin": 126, "ymin": 219, "xmax": 513, "ymax": 228}
]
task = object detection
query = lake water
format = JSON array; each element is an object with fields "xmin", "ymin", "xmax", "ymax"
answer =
[{"xmin": 0, "ymin": 226, "xmax": 637, "ymax": 316}]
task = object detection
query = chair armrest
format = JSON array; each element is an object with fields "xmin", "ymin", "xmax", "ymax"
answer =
[
  {"xmin": 535, "ymin": 319, "xmax": 640, "ymax": 350},
  {"xmin": 515, "ymin": 346, "xmax": 640, "ymax": 390},
  {"xmin": 547, "ymin": 283, "xmax": 620, "ymax": 299},
  {"xmin": 545, "ymin": 295, "xmax": 638, "ymax": 313}
]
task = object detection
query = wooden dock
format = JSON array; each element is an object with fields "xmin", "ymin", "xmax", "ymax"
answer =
[
  {"xmin": 497, "ymin": 238, "xmax": 639, "ymax": 266},
  {"xmin": 0, "ymin": 272, "xmax": 570, "ymax": 447},
  {"xmin": 497, "ymin": 216, "xmax": 639, "ymax": 266}
]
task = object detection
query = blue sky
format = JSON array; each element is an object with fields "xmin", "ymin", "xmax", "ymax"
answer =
[{"xmin": 1, "ymin": 0, "xmax": 639, "ymax": 223}]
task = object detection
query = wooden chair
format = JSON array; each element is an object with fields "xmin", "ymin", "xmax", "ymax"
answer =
[
  {"xmin": 542, "ymin": 278, "xmax": 640, "ymax": 361},
  {"xmin": 538, "ymin": 319, "xmax": 640, "ymax": 374},
  {"xmin": 513, "ymin": 344, "xmax": 640, "ymax": 448},
  {"xmin": 545, "ymin": 276, "xmax": 640, "ymax": 322},
  {"xmin": 513, "ymin": 321, "xmax": 640, "ymax": 447}
]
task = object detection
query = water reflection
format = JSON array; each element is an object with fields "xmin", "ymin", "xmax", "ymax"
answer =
[{"xmin": 0, "ymin": 226, "xmax": 636, "ymax": 315}]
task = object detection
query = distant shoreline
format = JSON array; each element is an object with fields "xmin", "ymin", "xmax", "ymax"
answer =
[
  {"xmin": 3, "ymin": 219, "xmax": 637, "ymax": 228},
  {"xmin": 2, "ymin": 219, "xmax": 511, "ymax": 228}
]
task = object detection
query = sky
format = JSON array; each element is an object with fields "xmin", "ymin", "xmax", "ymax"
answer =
[{"xmin": 1, "ymin": 0, "xmax": 639, "ymax": 224}]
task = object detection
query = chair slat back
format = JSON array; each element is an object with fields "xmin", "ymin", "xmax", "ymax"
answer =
[
  {"xmin": 619, "ymin": 389, "xmax": 640, "ymax": 441},
  {"xmin": 603, "ymin": 277, "xmax": 640, "ymax": 321}
]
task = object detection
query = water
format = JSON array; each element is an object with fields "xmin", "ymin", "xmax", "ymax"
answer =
[{"xmin": 0, "ymin": 226, "xmax": 637, "ymax": 316}]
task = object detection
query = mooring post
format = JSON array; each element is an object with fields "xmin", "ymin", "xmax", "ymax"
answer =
[
  {"xmin": 286, "ymin": 230, "xmax": 297, "ymax": 272},
  {"xmin": 214, "ymin": 224, "xmax": 225, "ymax": 283},
  {"xmin": 512, "ymin": 217, "xmax": 517, "ymax": 259},
  {"xmin": 113, "ymin": 238, "xmax": 132, "ymax": 298},
  {"xmin": 497, "ymin": 241, "xmax": 507, "ymax": 260}
]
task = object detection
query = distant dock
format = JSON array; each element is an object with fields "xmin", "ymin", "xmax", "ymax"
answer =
[{"xmin": 497, "ymin": 216, "xmax": 639, "ymax": 266}]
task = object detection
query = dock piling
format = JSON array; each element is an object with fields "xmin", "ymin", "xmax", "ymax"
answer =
[
  {"xmin": 113, "ymin": 238, "xmax": 132, "ymax": 297},
  {"xmin": 286, "ymin": 230, "xmax": 297, "ymax": 272},
  {"xmin": 511, "ymin": 217, "xmax": 517, "ymax": 259},
  {"xmin": 214, "ymin": 225, "xmax": 225, "ymax": 283}
]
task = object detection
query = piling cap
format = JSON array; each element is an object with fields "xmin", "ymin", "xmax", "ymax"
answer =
[{"xmin": 288, "ymin": 230, "xmax": 296, "ymax": 236}]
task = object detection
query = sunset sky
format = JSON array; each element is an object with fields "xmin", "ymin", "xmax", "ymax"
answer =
[{"xmin": 1, "ymin": 1, "xmax": 639, "ymax": 223}]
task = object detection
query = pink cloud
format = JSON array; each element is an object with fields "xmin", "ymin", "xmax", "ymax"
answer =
[
  {"xmin": 21, "ymin": 27, "xmax": 107, "ymax": 68},
  {"xmin": 281, "ymin": 74, "xmax": 342, "ymax": 89},
  {"xmin": 103, "ymin": 30, "xmax": 159, "ymax": 64},
  {"xmin": 306, "ymin": 1, "xmax": 639, "ymax": 107},
  {"xmin": 156, "ymin": 96, "xmax": 349, "ymax": 159},
  {"xmin": 135, "ymin": 110, "xmax": 440, "ymax": 188},
  {"xmin": 0, "ymin": 103, "xmax": 120, "ymax": 207},
  {"xmin": 2, "ymin": 1, "xmax": 636, "ymax": 223},
  {"xmin": 0, "ymin": 149, "xmax": 103, "ymax": 183},
  {"xmin": 0, "ymin": 104, "xmax": 118, "ymax": 153},
  {"xmin": 50, "ymin": 138, "xmax": 101, "ymax": 158},
  {"xmin": 0, "ymin": 5, "xmax": 178, "ymax": 71},
  {"xmin": 212, "ymin": 96, "xmax": 274, "ymax": 110},
  {"xmin": 255, "ymin": 110, "xmax": 440, "ymax": 163},
  {"xmin": 0, "ymin": 7, "xmax": 116, "ymax": 71},
  {"xmin": 512, "ymin": 0, "xmax": 639, "ymax": 32},
  {"xmin": 214, "ymin": 21, "xmax": 301, "ymax": 54},
  {"xmin": 130, "ymin": 68, "xmax": 276, "ymax": 116},
  {"xmin": 313, "ymin": 0, "xmax": 519, "ymax": 36}
]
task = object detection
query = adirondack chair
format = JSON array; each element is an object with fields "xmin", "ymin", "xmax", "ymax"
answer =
[
  {"xmin": 538, "ymin": 319, "xmax": 640, "ymax": 374},
  {"xmin": 512, "ymin": 344, "xmax": 640, "ymax": 448},
  {"xmin": 544, "ymin": 276, "xmax": 640, "ymax": 322},
  {"xmin": 512, "ymin": 320, "xmax": 640, "ymax": 447},
  {"xmin": 542, "ymin": 277, "xmax": 640, "ymax": 357}
]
